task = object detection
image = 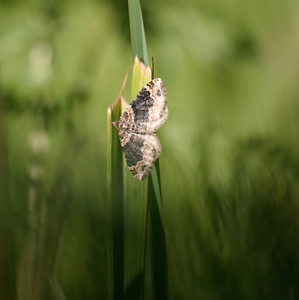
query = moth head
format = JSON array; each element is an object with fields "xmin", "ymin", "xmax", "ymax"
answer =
[{"xmin": 112, "ymin": 120, "xmax": 120, "ymax": 130}]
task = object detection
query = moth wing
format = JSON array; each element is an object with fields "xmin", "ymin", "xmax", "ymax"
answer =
[
  {"xmin": 120, "ymin": 132, "xmax": 162, "ymax": 181},
  {"xmin": 130, "ymin": 78, "xmax": 168, "ymax": 132}
]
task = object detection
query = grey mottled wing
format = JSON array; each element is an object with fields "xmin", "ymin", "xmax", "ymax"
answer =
[
  {"xmin": 118, "ymin": 131, "xmax": 162, "ymax": 181},
  {"xmin": 128, "ymin": 78, "xmax": 168, "ymax": 133}
]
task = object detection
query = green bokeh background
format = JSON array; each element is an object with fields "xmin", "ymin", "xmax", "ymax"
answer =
[{"xmin": 1, "ymin": 0, "xmax": 299, "ymax": 299}]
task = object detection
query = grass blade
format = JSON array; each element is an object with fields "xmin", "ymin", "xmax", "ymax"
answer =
[
  {"xmin": 124, "ymin": 57, "xmax": 151, "ymax": 300},
  {"xmin": 148, "ymin": 160, "xmax": 168, "ymax": 300},
  {"xmin": 128, "ymin": 0, "xmax": 149, "ymax": 66},
  {"xmin": 127, "ymin": 1, "xmax": 168, "ymax": 299},
  {"xmin": 108, "ymin": 91, "xmax": 127, "ymax": 300}
]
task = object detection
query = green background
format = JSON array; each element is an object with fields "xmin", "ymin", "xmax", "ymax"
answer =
[{"xmin": 1, "ymin": 0, "xmax": 299, "ymax": 299}]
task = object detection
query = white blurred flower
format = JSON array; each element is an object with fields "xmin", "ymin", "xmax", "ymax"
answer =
[
  {"xmin": 29, "ymin": 131, "xmax": 50, "ymax": 156},
  {"xmin": 29, "ymin": 42, "xmax": 53, "ymax": 84}
]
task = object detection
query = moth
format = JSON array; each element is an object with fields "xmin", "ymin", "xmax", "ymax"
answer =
[{"xmin": 112, "ymin": 78, "xmax": 168, "ymax": 181}]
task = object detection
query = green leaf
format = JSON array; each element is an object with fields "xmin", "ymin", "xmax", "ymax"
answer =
[
  {"xmin": 108, "ymin": 1, "xmax": 168, "ymax": 299},
  {"xmin": 148, "ymin": 160, "xmax": 169, "ymax": 300},
  {"xmin": 128, "ymin": 0, "xmax": 149, "ymax": 66},
  {"xmin": 124, "ymin": 57, "xmax": 151, "ymax": 300},
  {"xmin": 108, "ymin": 97, "xmax": 125, "ymax": 300},
  {"xmin": 127, "ymin": 1, "xmax": 168, "ymax": 299}
]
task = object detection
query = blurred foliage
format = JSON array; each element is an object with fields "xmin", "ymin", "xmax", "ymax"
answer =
[{"xmin": 1, "ymin": 0, "xmax": 299, "ymax": 299}]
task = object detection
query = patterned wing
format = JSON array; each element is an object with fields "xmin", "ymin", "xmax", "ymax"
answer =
[
  {"xmin": 130, "ymin": 78, "xmax": 168, "ymax": 132},
  {"xmin": 113, "ymin": 78, "xmax": 168, "ymax": 134},
  {"xmin": 118, "ymin": 131, "xmax": 162, "ymax": 181}
]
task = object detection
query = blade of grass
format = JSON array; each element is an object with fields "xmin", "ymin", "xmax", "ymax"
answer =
[
  {"xmin": 128, "ymin": 0, "xmax": 165, "ymax": 228},
  {"xmin": 127, "ymin": 1, "xmax": 168, "ymax": 299},
  {"xmin": 124, "ymin": 57, "xmax": 151, "ymax": 300},
  {"xmin": 128, "ymin": 0, "xmax": 149, "ymax": 66},
  {"xmin": 148, "ymin": 161, "xmax": 168, "ymax": 300},
  {"xmin": 107, "ymin": 108, "xmax": 113, "ymax": 300},
  {"xmin": 108, "ymin": 94, "xmax": 126, "ymax": 300}
]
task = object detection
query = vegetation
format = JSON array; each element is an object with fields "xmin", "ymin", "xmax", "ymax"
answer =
[{"xmin": 1, "ymin": 0, "xmax": 299, "ymax": 299}]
